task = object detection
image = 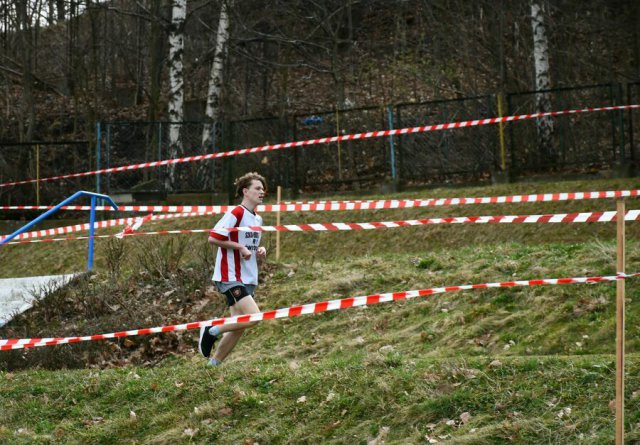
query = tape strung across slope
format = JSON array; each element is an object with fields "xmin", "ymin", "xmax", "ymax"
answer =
[
  {"xmin": 0, "ymin": 273, "xmax": 636, "ymax": 351},
  {"xmin": 1, "ymin": 104, "xmax": 638, "ymax": 189},
  {"xmin": 2, "ymin": 189, "xmax": 639, "ymax": 213},
  {"xmin": 4, "ymin": 209, "xmax": 640, "ymax": 245},
  {"xmin": 3, "ymin": 189, "xmax": 639, "ymax": 244}
]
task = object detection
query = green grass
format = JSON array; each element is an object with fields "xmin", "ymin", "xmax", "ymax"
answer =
[
  {"xmin": 2, "ymin": 176, "xmax": 640, "ymax": 278},
  {"xmin": 1, "ymin": 177, "xmax": 640, "ymax": 443},
  {"xmin": 2, "ymin": 354, "xmax": 640, "ymax": 444}
]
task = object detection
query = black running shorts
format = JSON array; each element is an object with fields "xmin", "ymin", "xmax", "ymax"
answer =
[{"xmin": 222, "ymin": 285, "xmax": 251, "ymax": 307}]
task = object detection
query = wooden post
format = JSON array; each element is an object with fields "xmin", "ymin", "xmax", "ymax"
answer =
[
  {"xmin": 276, "ymin": 186, "xmax": 282, "ymax": 261},
  {"xmin": 616, "ymin": 199, "xmax": 625, "ymax": 445}
]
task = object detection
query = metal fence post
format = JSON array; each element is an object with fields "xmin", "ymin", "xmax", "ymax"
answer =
[
  {"xmin": 506, "ymin": 94, "xmax": 516, "ymax": 173},
  {"xmin": 609, "ymin": 83, "xmax": 619, "ymax": 162},
  {"xmin": 617, "ymin": 83, "xmax": 625, "ymax": 162},
  {"xmin": 395, "ymin": 105, "xmax": 403, "ymax": 184},
  {"xmin": 497, "ymin": 93, "xmax": 507, "ymax": 171},
  {"xmin": 35, "ymin": 144, "xmax": 40, "ymax": 206},
  {"xmin": 158, "ymin": 122, "xmax": 163, "ymax": 187},
  {"xmin": 88, "ymin": 195, "xmax": 97, "ymax": 271},
  {"xmin": 627, "ymin": 83, "xmax": 635, "ymax": 162},
  {"xmin": 292, "ymin": 116, "xmax": 299, "ymax": 198},
  {"xmin": 106, "ymin": 123, "xmax": 111, "ymax": 194},
  {"xmin": 96, "ymin": 122, "xmax": 101, "ymax": 193},
  {"xmin": 386, "ymin": 105, "xmax": 397, "ymax": 182}
]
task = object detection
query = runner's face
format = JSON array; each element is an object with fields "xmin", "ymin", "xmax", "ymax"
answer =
[{"xmin": 243, "ymin": 180, "xmax": 265, "ymax": 206}]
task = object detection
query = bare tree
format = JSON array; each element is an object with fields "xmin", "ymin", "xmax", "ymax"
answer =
[
  {"xmin": 201, "ymin": 0, "xmax": 231, "ymax": 150},
  {"xmin": 530, "ymin": 0, "xmax": 555, "ymax": 166},
  {"xmin": 165, "ymin": 0, "xmax": 186, "ymax": 191},
  {"xmin": 199, "ymin": 0, "xmax": 232, "ymax": 190}
]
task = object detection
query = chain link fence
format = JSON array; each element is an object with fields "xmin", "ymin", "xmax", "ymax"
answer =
[
  {"xmin": 291, "ymin": 106, "xmax": 389, "ymax": 192},
  {"xmin": 99, "ymin": 121, "xmax": 210, "ymax": 194},
  {"xmin": 394, "ymin": 96, "xmax": 497, "ymax": 185},
  {"xmin": 2, "ymin": 83, "xmax": 638, "ymax": 207},
  {"xmin": 506, "ymin": 83, "xmax": 626, "ymax": 173},
  {"xmin": 0, "ymin": 142, "xmax": 92, "ymax": 207},
  {"xmin": 224, "ymin": 116, "xmax": 290, "ymax": 195}
]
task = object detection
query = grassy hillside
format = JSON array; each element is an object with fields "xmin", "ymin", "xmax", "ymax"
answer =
[
  {"xmin": 2, "ymin": 354, "xmax": 639, "ymax": 444},
  {"xmin": 2, "ymin": 177, "xmax": 639, "ymax": 278},
  {"xmin": 1, "ymin": 177, "xmax": 640, "ymax": 443}
]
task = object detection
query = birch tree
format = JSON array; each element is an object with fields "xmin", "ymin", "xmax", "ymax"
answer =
[
  {"xmin": 200, "ymin": 0, "xmax": 232, "ymax": 190},
  {"xmin": 530, "ymin": 1, "xmax": 555, "ymax": 165},
  {"xmin": 166, "ymin": 0, "xmax": 186, "ymax": 191}
]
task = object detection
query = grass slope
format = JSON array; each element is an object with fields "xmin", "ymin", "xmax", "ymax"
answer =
[
  {"xmin": 2, "ymin": 354, "xmax": 640, "ymax": 444},
  {"xmin": 1, "ymin": 177, "xmax": 640, "ymax": 443}
]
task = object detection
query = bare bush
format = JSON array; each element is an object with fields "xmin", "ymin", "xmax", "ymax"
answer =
[{"xmin": 133, "ymin": 236, "xmax": 189, "ymax": 278}]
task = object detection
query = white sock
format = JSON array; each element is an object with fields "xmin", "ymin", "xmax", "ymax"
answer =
[{"xmin": 208, "ymin": 326, "xmax": 220, "ymax": 336}]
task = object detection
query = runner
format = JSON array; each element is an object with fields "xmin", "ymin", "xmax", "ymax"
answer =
[{"xmin": 198, "ymin": 172, "xmax": 267, "ymax": 366}]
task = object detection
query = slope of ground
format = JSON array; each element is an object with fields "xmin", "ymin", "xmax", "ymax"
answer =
[{"xmin": 1, "ymin": 177, "xmax": 640, "ymax": 443}]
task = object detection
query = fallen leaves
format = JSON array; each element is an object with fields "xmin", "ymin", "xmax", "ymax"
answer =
[
  {"xmin": 367, "ymin": 426, "xmax": 389, "ymax": 445},
  {"xmin": 183, "ymin": 428, "xmax": 198, "ymax": 438},
  {"xmin": 324, "ymin": 391, "xmax": 336, "ymax": 403},
  {"xmin": 556, "ymin": 407, "xmax": 572, "ymax": 419},
  {"xmin": 83, "ymin": 416, "xmax": 105, "ymax": 426},
  {"xmin": 218, "ymin": 406, "xmax": 233, "ymax": 417}
]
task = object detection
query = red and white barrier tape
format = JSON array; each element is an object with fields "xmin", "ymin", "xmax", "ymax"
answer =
[
  {"xmin": 4, "ymin": 210, "xmax": 640, "ymax": 245},
  {"xmin": 1, "ymin": 272, "xmax": 636, "ymax": 351},
  {"xmin": 0, "ymin": 216, "xmax": 134, "ymax": 243},
  {"xmin": 2, "ymin": 189, "xmax": 639, "ymax": 213},
  {"xmin": 219, "ymin": 210, "xmax": 640, "ymax": 232},
  {"xmin": 1, "ymin": 104, "xmax": 638, "ymax": 189},
  {"xmin": 0, "ymin": 211, "xmax": 199, "ymax": 243},
  {"xmin": 4, "ymin": 189, "xmax": 640, "ymax": 242},
  {"xmin": 115, "ymin": 214, "xmax": 153, "ymax": 238}
]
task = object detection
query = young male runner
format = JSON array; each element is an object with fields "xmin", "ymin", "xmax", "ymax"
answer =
[{"xmin": 198, "ymin": 172, "xmax": 267, "ymax": 366}]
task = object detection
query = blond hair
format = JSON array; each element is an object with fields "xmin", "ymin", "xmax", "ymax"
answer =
[{"xmin": 234, "ymin": 172, "xmax": 267, "ymax": 198}]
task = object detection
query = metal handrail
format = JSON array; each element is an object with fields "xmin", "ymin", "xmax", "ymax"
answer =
[{"xmin": 0, "ymin": 191, "xmax": 118, "ymax": 271}]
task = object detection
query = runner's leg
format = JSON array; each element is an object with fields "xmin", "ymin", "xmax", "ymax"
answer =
[{"xmin": 212, "ymin": 295, "xmax": 260, "ymax": 362}]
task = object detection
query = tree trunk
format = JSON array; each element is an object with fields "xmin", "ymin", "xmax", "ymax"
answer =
[
  {"xmin": 148, "ymin": 0, "xmax": 166, "ymax": 121},
  {"xmin": 530, "ymin": 1, "xmax": 555, "ymax": 167},
  {"xmin": 634, "ymin": 0, "xmax": 640, "ymax": 79},
  {"xmin": 16, "ymin": 0, "xmax": 35, "ymax": 142},
  {"xmin": 166, "ymin": 0, "xmax": 186, "ymax": 192},
  {"xmin": 56, "ymin": 0, "xmax": 65, "ymax": 21},
  {"xmin": 145, "ymin": 0, "xmax": 167, "ymax": 183},
  {"xmin": 200, "ymin": 0, "xmax": 232, "ymax": 190}
]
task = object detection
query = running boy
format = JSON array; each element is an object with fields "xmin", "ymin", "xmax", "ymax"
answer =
[{"xmin": 198, "ymin": 172, "xmax": 267, "ymax": 366}]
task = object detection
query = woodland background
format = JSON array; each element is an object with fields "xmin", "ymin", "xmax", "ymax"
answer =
[{"xmin": 1, "ymin": 0, "xmax": 640, "ymax": 201}]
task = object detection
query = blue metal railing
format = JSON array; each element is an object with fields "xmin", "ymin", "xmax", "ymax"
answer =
[{"xmin": 0, "ymin": 191, "xmax": 118, "ymax": 271}]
